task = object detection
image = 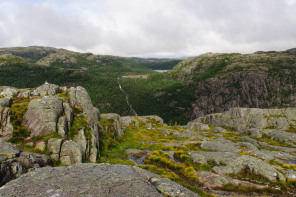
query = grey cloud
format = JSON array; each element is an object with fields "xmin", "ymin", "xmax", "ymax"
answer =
[{"xmin": 0, "ymin": 0, "xmax": 295, "ymax": 57}]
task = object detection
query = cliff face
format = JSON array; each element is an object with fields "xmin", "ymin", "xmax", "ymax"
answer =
[{"xmin": 169, "ymin": 50, "xmax": 296, "ymax": 120}]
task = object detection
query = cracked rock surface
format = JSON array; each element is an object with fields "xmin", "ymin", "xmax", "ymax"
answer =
[{"xmin": 0, "ymin": 163, "xmax": 200, "ymax": 197}]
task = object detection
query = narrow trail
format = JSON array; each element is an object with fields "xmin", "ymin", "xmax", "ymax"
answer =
[{"xmin": 117, "ymin": 77, "xmax": 137, "ymax": 116}]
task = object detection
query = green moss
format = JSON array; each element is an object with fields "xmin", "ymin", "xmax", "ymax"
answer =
[
  {"xmin": 68, "ymin": 108, "xmax": 89, "ymax": 140},
  {"xmin": 174, "ymin": 150, "xmax": 212, "ymax": 172},
  {"xmin": 218, "ymin": 183, "xmax": 281, "ymax": 194},
  {"xmin": 286, "ymin": 125, "xmax": 296, "ymax": 133},
  {"xmin": 253, "ymin": 134, "xmax": 292, "ymax": 147},
  {"xmin": 10, "ymin": 101, "xmax": 30, "ymax": 140},
  {"xmin": 229, "ymin": 165, "xmax": 273, "ymax": 185},
  {"xmin": 18, "ymin": 144, "xmax": 50, "ymax": 155}
]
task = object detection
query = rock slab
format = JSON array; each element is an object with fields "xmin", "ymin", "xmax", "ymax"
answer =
[{"xmin": 0, "ymin": 163, "xmax": 200, "ymax": 197}]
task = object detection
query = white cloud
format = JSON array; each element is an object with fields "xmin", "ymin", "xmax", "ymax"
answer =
[{"xmin": 0, "ymin": 0, "xmax": 295, "ymax": 57}]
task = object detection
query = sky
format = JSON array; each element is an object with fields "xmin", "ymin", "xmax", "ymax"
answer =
[{"xmin": 0, "ymin": 0, "xmax": 296, "ymax": 58}]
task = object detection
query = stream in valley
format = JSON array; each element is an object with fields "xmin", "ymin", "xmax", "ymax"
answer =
[{"xmin": 117, "ymin": 77, "xmax": 138, "ymax": 116}]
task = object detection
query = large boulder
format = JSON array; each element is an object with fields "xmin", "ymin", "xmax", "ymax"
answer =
[
  {"xmin": 0, "ymin": 163, "xmax": 200, "ymax": 197},
  {"xmin": 22, "ymin": 97, "xmax": 64, "ymax": 136}
]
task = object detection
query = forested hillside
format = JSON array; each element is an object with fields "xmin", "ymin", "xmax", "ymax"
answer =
[
  {"xmin": 0, "ymin": 46, "xmax": 180, "ymax": 117},
  {"xmin": 1, "ymin": 46, "xmax": 296, "ymax": 124}
]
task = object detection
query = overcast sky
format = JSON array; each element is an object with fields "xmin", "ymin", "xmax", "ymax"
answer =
[{"xmin": 0, "ymin": 0, "xmax": 296, "ymax": 57}]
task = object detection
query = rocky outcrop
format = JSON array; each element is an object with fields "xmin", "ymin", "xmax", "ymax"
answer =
[
  {"xmin": 69, "ymin": 86, "xmax": 99, "ymax": 163},
  {"xmin": 0, "ymin": 142, "xmax": 51, "ymax": 186},
  {"xmin": 1, "ymin": 83, "xmax": 100, "ymax": 166},
  {"xmin": 0, "ymin": 163, "xmax": 200, "ymax": 197},
  {"xmin": 188, "ymin": 151, "xmax": 285, "ymax": 182},
  {"xmin": 189, "ymin": 107, "xmax": 296, "ymax": 131}
]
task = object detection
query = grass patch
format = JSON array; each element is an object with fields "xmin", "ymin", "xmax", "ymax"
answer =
[{"xmin": 174, "ymin": 150, "xmax": 212, "ymax": 171}]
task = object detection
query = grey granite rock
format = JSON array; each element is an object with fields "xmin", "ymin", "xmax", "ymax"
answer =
[{"xmin": 0, "ymin": 163, "xmax": 200, "ymax": 197}]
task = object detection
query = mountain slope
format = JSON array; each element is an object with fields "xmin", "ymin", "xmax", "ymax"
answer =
[
  {"xmin": 167, "ymin": 49, "xmax": 296, "ymax": 119},
  {"xmin": 0, "ymin": 46, "xmax": 182, "ymax": 117}
]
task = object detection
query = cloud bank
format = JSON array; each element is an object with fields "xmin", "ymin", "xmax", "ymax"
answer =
[{"xmin": 0, "ymin": 0, "xmax": 296, "ymax": 57}]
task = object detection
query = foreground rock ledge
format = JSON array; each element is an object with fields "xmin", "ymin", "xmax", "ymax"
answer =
[{"xmin": 0, "ymin": 163, "xmax": 199, "ymax": 197}]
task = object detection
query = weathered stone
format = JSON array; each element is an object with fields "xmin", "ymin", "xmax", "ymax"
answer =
[
  {"xmin": 93, "ymin": 107, "xmax": 100, "ymax": 120},
  {"xmin": 0, "ymin": 163, "xmax": 200, "ymax": 197},
  {"xmin": 239, "ymin": 136, "xmax": 260, "ymax": 147},
  {"xmin": 259, "ymin": 142, "xmax": 296, "ymax": 153},
  {"xmin": 284, "ymin": 169, "xmax": 296, "ymax": 180},
  {"xmin": 188, "ymin": 151, "xmax": 285, "ymax": 182},
  {"xmin": 57, "ymin": 116, "xmax": 68, "ymax": 138},
  {"xmin": 101, "ymin": 113, "xmax": 123, "ymax": 137},
  {"xmin": 17, "ymin": 90, "xmax": 31, "ymax": 98},
  {"xmin": 135, "ymin": 116, "xmax": 163, "ymax": 126},
  {"xmin": 74, "ymin": 128, "xmax": 88, "ymax": 160},
  {"xmin": 251, "ymin": 150, "xmax": 296, "ymax": 161},
  {"xmin": 23, "ymin": 97, "xmax": 63, "ymax": 137},
  {"xmin": 0, "ymin": 142, "xmax": 52, "ymax": 187},
  {"xmin": 68, "ymin": 86, "xmax": 99, "ymax": 163},
  {"xmin": 267, "ymin": 117, "xmax": 289, "ymax": 130},
  {"xmin": 249, "ymin": 117, "xmax": 268, "ymax": 129},
  {"xmin": 18, "ymin": 152, "xmax": 52, "ymax": 168},
  {"xmin": 191, "ymin": 107, "xmax": 296, "ymax": 133},
  {"xmin": 0, "ymin": 88, "xmax": 18, "ymax": 98},
  {"xmin": 196, "ymin": 171, "xmax": 268, "ymax": 190},
  {"xmin": 0, "ymin": 98, "xmax": 11, "ymax": 108},
  {"xmin": 212, "ymin": 127, "xmax": 227, "ymax": 133},
  {"xmin": 200, "ymin": 141, "xmax": 240, "ymax": 153},
  {"xmin": 235, "ymin": 142, "xmax": 259, "ymax": 151},
  {"xmin": 162, "ymin": 129, "xmax": 170, "ymax": 136},
  {"xmin": 242, "ymin": 128, "xmax": 262, "ymax": 138},
  {"xmin": 69, "ymin": 86, "xmax": 96, "ymax": 124},
  {"xmin": 0, "ymin": 142, "xmax": 20, "ymax": 157},
  {"xmin": 0, "ymin": 158, "xmax": 25, "ymax": 187},
  {"xmin": 162, "ymin": 141, "xmax": 201, "ymax": 147},
  {"xmin": 62, "ymin": 102, "xmax": 73, "ymax": 129},
  {"xmin": 60, "ymin": 140, "xmax": 82, "ymax": 165},
  {"xmin": 35, "ymin": 141, "xmax": 46, "ymax": 151},
  {"xmin": 35, "ymin": 82, "xmax": 60, "ymax": 96},
  {"xmin": 47, "ymin": 138, "xmax": 63, "ymax": 161},
  {"xmin": 187, "ymin": 122, "xmax": 210, "ymax": 131},
  {"xmin": 269, "ymin": 130, "xmax": 296, "ymax": 143},
  {"xmin": 172, "ymin": 130, "xmax": 197, "ymax": 139},
  {"xmin": 145, "ymin": 123, "xmax": 152, "ymax": 130},
  {"xmin": 121, "ymin": 116, "xmax": 139, "ymax": 128},
  {"xmin": 285, "ymin": 108, "xmax": 296, "ymax": 121},
  {"xmin": 0, "ymin": 107, "xmax": 13, "ymax": 141}
]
